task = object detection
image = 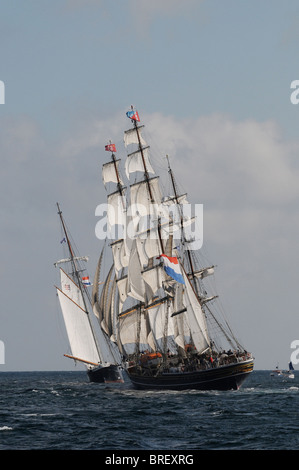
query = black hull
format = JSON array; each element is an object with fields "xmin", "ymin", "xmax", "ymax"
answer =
[
  {"xmin": 127, "ymin": 359, "xmax": 254, "ymax": 391},
  {"xmin": 87, "ymin": 364, "xmax": 124, "ymax": 383}
]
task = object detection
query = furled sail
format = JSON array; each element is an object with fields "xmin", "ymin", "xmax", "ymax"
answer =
[
  {"xmin": 91, "ymin": 246, "xmax": 104, "ymax": 321},
  {"xmin": 98, "ymin": 264, "xmax": 114, "ymax": 334}
]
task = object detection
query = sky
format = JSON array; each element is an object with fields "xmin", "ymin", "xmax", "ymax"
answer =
[{"xmin": 1, "ymin": 0, "xmax": 299, "ymax": 371}]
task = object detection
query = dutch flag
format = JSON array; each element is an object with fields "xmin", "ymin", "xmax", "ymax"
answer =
[
  {"xmin": 82, "ymin": 276, "xmax": 91, "ymax": 286},
  {"xmin": 157, "ymin": 254, "xmax": 185, "ymax": 284}
]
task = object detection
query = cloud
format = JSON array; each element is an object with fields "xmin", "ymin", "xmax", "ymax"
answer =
[
  {"xmin": 140, "ymin": 111, "xmax": 299, "ymax": 240},
  {"xmin": 55, "ymin": 109, "xmax": 299, "ymax": 268}
]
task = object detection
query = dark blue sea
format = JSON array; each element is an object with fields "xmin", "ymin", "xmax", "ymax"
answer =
[{"xmin": 0, "ymin": 369, "xmax": 298, "ymax": 457}]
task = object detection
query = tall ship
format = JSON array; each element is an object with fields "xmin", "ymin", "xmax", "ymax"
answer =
[
  {"xmin": 98, "ymin": 107, "xmax": 254, "ymax": 391},
  {"xmin": 54, "ymin": 203, "xmax": 123, "ymax": 383}
]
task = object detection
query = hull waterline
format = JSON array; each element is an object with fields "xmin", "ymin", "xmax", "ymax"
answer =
[{"xmin": 126, "ymin": 359, "xmax": 254, "ymax": 391}]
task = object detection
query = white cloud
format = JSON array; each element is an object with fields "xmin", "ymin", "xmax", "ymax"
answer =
[{"xmin": 139, "ymin": 112, "xmax": 299, "ymax": 249}]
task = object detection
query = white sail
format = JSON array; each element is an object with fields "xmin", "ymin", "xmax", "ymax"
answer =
[
  {"xmin": 130, "ymin": 177, "xmax": 162, "ymax": 214},
  {"xmin": 182, "ymin": 268, "xmax": 210, "ymax": 354},
  {"xmin": 116, "ymin": 275, "xmax": 128, "ymax": 306},
  {"xmin": 57, "ymin": 269, "xmax": 101, "ymax": 365},
  {"xmin": 136, "ymin": 231, "xmax": 162, "ymax": 267},
  {"xmin": 142, "ymin": 265, "xmax": 167, "ymax": 295},
  {"xmin": 111, "ymin": 238, "xmax": 129, "ymax": 273},
  {"xmin": 195, "ymin": 266, "xmax": 215, "ymax": 279},
  {"xmin": 172, "ymin": 283, "xmax": 190, "ymax": 351},
  {"xmin": 125, "ymin": 146, "xmax": 155, "ymax": 180},
  {"xmin": 127, "ymin": 239, "xmax": 146, "ymax": 302},
  {"xmin": 100, "ymin": 266, "xmax": 114, "ymax": 336},
  {"xmin": 91, "ymin": 248, "xmax": 104, "ymax": 321},
  {"xmin": 102, "ymin": 159, "xmax": 124, "ymax": 186},
  {"xmin": 109, "ymin": 278, "xmax": 118, "ymax": 343},
  {"xmin": 147, "ymin": 301, "xmax": 174, "ymax": 341},
  {"xmin": 119, "ymin": 310, "xmax": 149, "ymax": 347},
  {"xmin": 124, "ymin": 125, "xmax": 147, "ymax": 147},
  {"xmin": 107, "ymin": 191, "xmax": 127, "ymax": 231}
]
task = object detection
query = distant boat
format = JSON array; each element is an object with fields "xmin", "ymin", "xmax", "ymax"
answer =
[
  {"xmin": 270, "ymin": 362, "xmax": 294, "ymax": 379},
  {"xmin": 270, "ymin": 365, "xmax": 282, "ymax": 377},
  {"xmin": 54, "ymin": 203, "xmax": 124, "ymax": 384},
  {"xmin": 286, "ymin": 361, "xmax": 295, "ymax": 379}
]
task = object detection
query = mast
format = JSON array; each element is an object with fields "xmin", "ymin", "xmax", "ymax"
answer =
[
  {"xmin": 128, "ymin": 106, "xmax": 164, "ymax": 253},
  {"xmin": 57, "ymin": 203, "xmax": 88, "ymax": 305},
  {"xmin": 165, "ymin": 156, "xmax": 199, "ymax": 296},
  {"xmin": 110, "ymin": 142, "xmax": 126, "ymax": 209},
  {"xmin": 56, "ymin": 203, "xmax": 103, "ymax": 363}
]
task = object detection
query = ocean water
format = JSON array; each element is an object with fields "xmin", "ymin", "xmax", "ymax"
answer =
[{"xmin": 0, "ymin": 369, "xmax": 298, "ymax": 451}]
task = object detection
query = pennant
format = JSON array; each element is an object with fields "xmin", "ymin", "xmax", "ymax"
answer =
[
  {"xmin": 126, "ymin": 110, "xmax": 140, "ymax": 122},
  {"xmin": 82, "ymin": 276, "xmax": 91, "ymax": 286},
  {"xmin": 105, "ymin": 143, "xmax": 116, "ymax": 152},
  {"xmin": 60, "ymin": 237, "xmax": 66, "ymax": 244},
  {"xmin": 157, "ymin": 254, "xmax": 185, "ymax": 284}
]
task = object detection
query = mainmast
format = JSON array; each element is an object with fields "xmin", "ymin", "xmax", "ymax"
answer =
[
  {"xmin": 165, "ymin": 156, "xmax": 199, "ymax": 296},
  {"xmin": 127, "ymin": 106, "xmax": 164, "ymax": 254}
]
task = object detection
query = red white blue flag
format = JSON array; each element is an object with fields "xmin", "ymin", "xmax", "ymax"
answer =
[
  {"xmin": 126, "ymin": 109, "xmax": 140, "ymax": 122},
  {"xmin": 82, "ymin": 276, "xmax": 91, "ymax": 286},
  {"xmin": 105, "ymin": 143, "xmax": 116, "ymax": 152},
  {"xmin": 157, "ymin": 254, "xmax": 185, "ymax": 284}
]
